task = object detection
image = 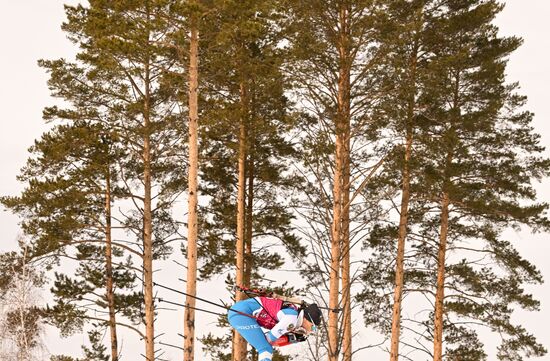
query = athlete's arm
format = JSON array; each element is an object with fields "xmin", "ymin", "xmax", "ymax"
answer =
[{"xmin": 265, "ymin": 308, "xmax": 298, "ymax": 342}]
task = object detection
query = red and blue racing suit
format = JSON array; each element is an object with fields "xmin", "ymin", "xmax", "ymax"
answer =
[{"xmin": 228, "ymin": 297, "xmax": 299, "ymax": 361}]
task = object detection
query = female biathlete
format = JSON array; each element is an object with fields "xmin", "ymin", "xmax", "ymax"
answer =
[{"xmin": 228, "ymin": 294, "xmax": 322, "ymax": 361}]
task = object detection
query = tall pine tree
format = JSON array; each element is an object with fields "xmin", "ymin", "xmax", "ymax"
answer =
[
  {"xmin": 287, "ymin": 0, "xmax": 388, "ymax": 359},
  {"xmin": 195, "ymin": 1, "xmax": 304, "ymax": 359}
]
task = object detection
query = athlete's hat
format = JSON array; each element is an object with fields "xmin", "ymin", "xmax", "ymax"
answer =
[{"xmin": 303, "ymin": 303, "xmax": 322, "ymax": 326}]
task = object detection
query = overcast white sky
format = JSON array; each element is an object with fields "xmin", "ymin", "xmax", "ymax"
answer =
[{"xmin": 1, "ymin": 1, "xmax": 549, "ymax": 360}]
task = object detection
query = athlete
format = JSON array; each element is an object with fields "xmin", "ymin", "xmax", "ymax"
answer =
[{"xmin": 228, "ymin": 294, "xmax": 322, "ymax": 361}]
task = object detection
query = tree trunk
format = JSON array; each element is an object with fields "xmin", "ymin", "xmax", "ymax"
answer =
[
  {"xmin": 328, "ymin": 5, "xmax": 351, "ymax": 361},
  {"xmin": 433, "ymin": 190, "xmax": 450, "ymax": 361},
  {"xmin": 433, "ymin": 72, "xmax": 459, "ymax": 361},
  {"xmin": 244, "ymin": 150, "xmax": 254, "ymax": 288},
  {"xmin": 244, "ymin": 84, "xmax": 255, "ymax": 289},
  {"xmin": 105, "ymin": 170, "xmax": 119, "ymax": 361},
  {"xmin": 233, "ymin": 81, "xmax": 248, "ymax": 361},
  {"xmin": 143, "ymin": 92, "xmax": 155, "ymax": 361},
  {"xmin": 328, "ymin": 123, "xmax": 344, "ymax": 361},
  {"xmin": 389, "ymin": 128, "xmax": 413, "ymax": 361},
  {"xmin": 341, "ymin": 109, "xmax": 352, "ymax": 361},
  {"xmin": 389, "ymin": 41, "xmax": 418, "ymax": 361},
  {"xmin": 143, "ymin": 5, "xmax": 155, "ymax": 357},
  {"xmin": 389, "ymin": 129, "xmax": 413, "ymax": 361},
  {"xmin": 184, "ymin": 9, "xmax": 199, "ymax": 361}
]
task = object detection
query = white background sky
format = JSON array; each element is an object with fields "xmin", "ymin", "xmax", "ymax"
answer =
[{"xmin": 1, "ymin": 1, "xmax": 549, "ymax": 360}]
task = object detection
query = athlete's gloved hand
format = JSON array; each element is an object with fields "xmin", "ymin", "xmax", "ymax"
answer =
[
  {"xmin": 269, "ymin": 334, "xmax": 293, "ymax": 347},
  {"xmin": 269, "ymin": 333, "xmax": 307, "ymax": 347},
  {"xmin": 294, "ymin": 333, "xmax": 307, "ymax": 343}
]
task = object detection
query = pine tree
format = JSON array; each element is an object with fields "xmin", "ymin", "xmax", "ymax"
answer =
[
  {"xmin": 361, "ymin": 1, "xmax": 549, "ymax": 359},
  {"xmin": 194, "ymin": 1, "xmax": 305, "ymax": 359},
  {"xmin": 417, "ymin": 1, "xmax": 549, "ymax": 359},
  {"xmin": 358, "ymin": 1, "xmax": 549, "ymax": 360},
  {"xmin": 286, "ymin": 1, "xmax": 388, "ymax": 359},
  {"xmin": 183, "ymin": 0, "xmax": 201, "ymax": 359},
  {"xmin": 3, "ymin": 1, "xmax": 186, "ymax": 359},
  {"xmin": 368, "ymin": 1, "xmax": 445, "ymax": 359},
  {"xmin": 57, "ymin": 2, "xmax": 186, "ymax": 359},
  {"xmin": 2, "ymin": 118, "xmax": 142, "ymax": 360}
]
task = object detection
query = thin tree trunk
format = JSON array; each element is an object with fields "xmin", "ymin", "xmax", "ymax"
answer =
[
  {"xmin": 105, "ymin": 170, "xmax": 119, "ymax": 361},
  {"xmin": 184, "ymin": 8, "xmax": 199, "ymax": 361},
  {"xmin": 142, "ymin": 4, "xmax": 155, "ymax": 358},
  {"xmin": 143, "ymin": 97, "xmax": 155, "ymax": 361},
  {"xmin": 244, "ymin": 83, "xmax": 255, "ymax": 289},
  {"xmin": 341, "ymin": 111, "xmax": 352, "ymax": 361},
  {"xmin": 244, "ymin": 150, "xmax": 254, "ymax": 288},
  {"xmin": 389, "ymin": 128, "xmax": 413, "ymax": 361},
  {"xmin": 328, "ymin": 5, "xmax": 351, "ymax": 361},
  {"xmin": 244, "ymin": 87, "xmax": 255, "ymax": 361},
  {"xmin": 328, "ymin": 120, "xmax": 344, "ymax": 361},
  {"xmin": 433, "ymin": 190, "xmax": 450, "ymax": 361},
  {"xmin": 389, "ymin": 40, "xmax": 418, "ymax": 361},
  {"xmin": 433, "ymin": 72, "xmax": 460, "ymax": 360},
  {"xmin": 233, "ymin": 81, "xmax": 248, "ymax": 361}
]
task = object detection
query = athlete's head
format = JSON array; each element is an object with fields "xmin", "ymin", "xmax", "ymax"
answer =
[{"xmin": 297, "ymin": 303, "xmax": 322, "ymax": 334}]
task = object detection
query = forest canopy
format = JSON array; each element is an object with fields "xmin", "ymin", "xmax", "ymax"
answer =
[{"xmin": 0, "ymin": 1, "xmax": 548, "ymax": 361}]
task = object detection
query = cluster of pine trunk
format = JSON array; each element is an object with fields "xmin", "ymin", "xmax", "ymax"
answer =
[{"xmin": 1, "ymin": 1, "xmax": 549, "ymax": 361}]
